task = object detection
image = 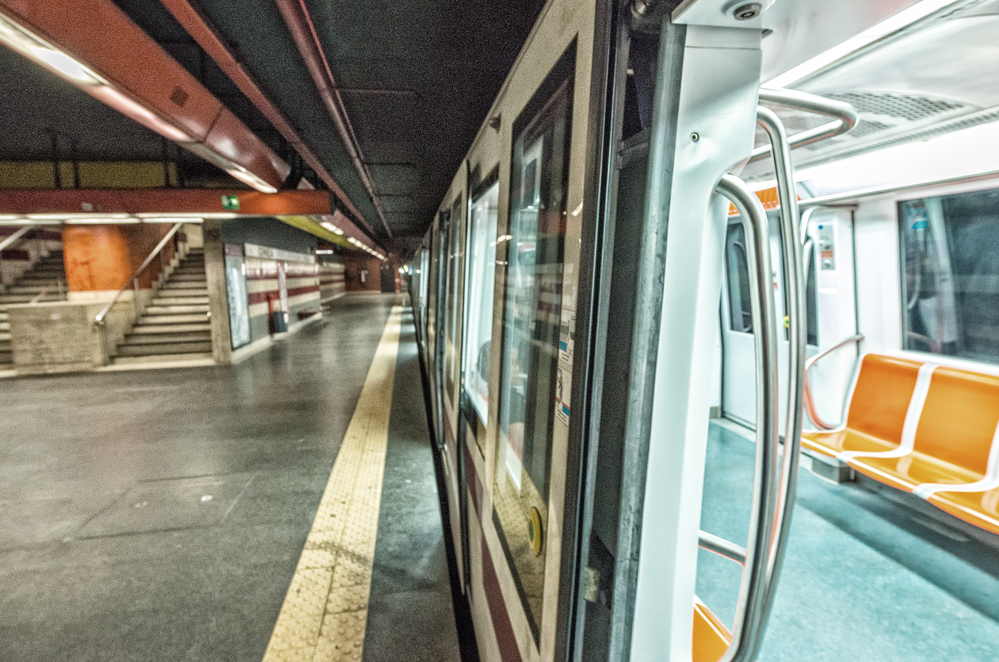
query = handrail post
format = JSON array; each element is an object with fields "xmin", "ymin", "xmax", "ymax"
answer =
[
  {"xmin": 750, "ymin": 89, "xmax": 859, "ymax": 162},
  {"xmin": 715, "ymin": 174, "xmax": 780, "ymax": 662},
  {"xmin": 803, "ymin": 334, "xmax": 865, "ymax": 430}
]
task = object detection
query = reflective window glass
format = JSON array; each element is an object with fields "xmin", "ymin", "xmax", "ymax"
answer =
[
  {"xmin": 726, "ymin": 224, "xmax": 753, "ymax": 333},
  {"xmin": 445, "ymin": 196, "xmax": 464, "ymax": 400},
  {"xmin": 462, "ymin": 180, "xmax": 499, "ymax": 429},
  {"xmin": 493, "ymin": 76, "xmax": 572, "ymax": 641},
  {"xmin": 900, "ymin": 188, "xmax": 999, "ymax": 363}
]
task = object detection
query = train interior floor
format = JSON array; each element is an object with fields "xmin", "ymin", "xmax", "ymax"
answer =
[
  {"xmin": 698, "ymin": 420, "xmax": 999, "ymax": 662},
  {"xmin": 0, "ymin": 292, "xmax": 460, "ymax": 662}
]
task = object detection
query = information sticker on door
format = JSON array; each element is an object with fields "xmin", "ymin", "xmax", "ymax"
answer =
[{"xmin": 555, "ymin": 366, "xmax": 571, "ymax": 426}]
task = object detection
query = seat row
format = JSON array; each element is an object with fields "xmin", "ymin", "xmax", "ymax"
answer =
[{"xmin": 803, "ymin": 353, "xmax": 999, "ymax": 536}]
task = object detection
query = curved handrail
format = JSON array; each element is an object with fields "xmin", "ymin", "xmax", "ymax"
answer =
[
  {"xmin": 803, "ymin": 334, "xmax": 865, "ymax": 430},
  {"xmin": 715, "ymin": 173, "xmax": 780, "ymax": 662},
  {"xmin": 699, "ymin": 530, "xmax": 747, "ymax": 566},
  {"xmin": 0, "ymin": 226, "xmax": 32, "ymax": 253},
  {"xmin": 750, "ymin": 89, "xmax": 859, "ymax": 163},
  {"xmin": 755, "ymin": 106, "xmax": 808, "ymax": 633},
  {"xmin": 94, "ymin": 223, "xmax": 183, "ymax": 326}
]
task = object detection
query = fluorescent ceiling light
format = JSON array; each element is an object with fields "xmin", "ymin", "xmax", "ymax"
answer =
[
  {"xmin": 64, "ymin": 217, "xmax": 140, "ymax": 225},
  {"xmin": 0, "ymin": 219, "xmax": 60, "ymax": 226},
  {"xmin": 27, "ymin": 213, "xmax": 131, "ymax": 220},
  {"xmin": 320, "ymin": 221, "xmax": 344, "ymax": 235},
  {"xmin": 30, "ymin": 46, "xmax": 97, "ymax": 83},
  {"xmin": 765, "ymin": 0, "xmax": 964, "ymax": 88},
  {"xmin": 315, "ymin": 249, "xmax": 334, "ymax": 254},
  {"xmin": 142, "ymin": 217, "xmax": 204, "ymax": 224},
  {"xmin": 226, "ymin": 167, "xmax": 278, "ymax": 194}
]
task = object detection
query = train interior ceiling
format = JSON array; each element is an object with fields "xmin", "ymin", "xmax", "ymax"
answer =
[{"xmin": 408, "ymin": 1, "xmax": 999, "ymax": 662}]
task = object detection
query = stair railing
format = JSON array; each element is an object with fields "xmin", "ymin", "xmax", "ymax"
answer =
[
  {"xmin": 28, "ymin": 279, "xmax": 65, "ymax": 304},
  {"xmin": 0, "ymin": 227, "xmax": 36, "ymax": 292},
  {"xmin": 94, "ymin": 222, "xmax": 183, "ymax": 364}
]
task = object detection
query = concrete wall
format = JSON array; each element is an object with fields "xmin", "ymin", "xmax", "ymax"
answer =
[
  {"xmin": 344, "ymin": 255, "xmax": 384, "ymax": 292},
  {"xmin": 7, "ymin": 299, "xmax": 134, "ymax": 373}
]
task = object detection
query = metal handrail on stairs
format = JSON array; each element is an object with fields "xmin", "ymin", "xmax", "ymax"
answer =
[
  {"xmin": 93, "ymin": 223, "xmax": 183, "ymax": 363},
  {"xmin": 0, "ymin": 227, "xmax": 37, "ymax": 292}
]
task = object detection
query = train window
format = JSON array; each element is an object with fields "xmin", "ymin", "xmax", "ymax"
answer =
[
  {"xmin": 725, "ymin": 224, "xmax": 753, "ymax": 333},
  {"xmin": 462, "ymin": 178, "xmax": 499, "ymax": 430},
  {"xmin": 900, "ymin": 188, "xmax": 999, "ymax": 364},
  {"xmin": 445, "ymin": 195, "xmax": 465, "ymax": 401},
  {"xmin": 493, "ymin": 73, "xmax": 573, "ymax": 640}
]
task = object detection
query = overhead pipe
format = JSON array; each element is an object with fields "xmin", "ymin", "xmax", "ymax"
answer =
[
  {"xmin": 158, "ymin": 0, "xmax": 379, "ymax": 242},
  {"xmin": 274, "ymin": 0, "xmax": 393, "ymax": 239}
]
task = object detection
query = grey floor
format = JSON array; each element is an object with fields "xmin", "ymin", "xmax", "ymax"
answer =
[
  {"xmin": 0, "ymin": 293, "xmax": 460, "ymax": 662},
  {"xmin": 697, "ymin": 421, "xmax": 999, "ymax": 662}
]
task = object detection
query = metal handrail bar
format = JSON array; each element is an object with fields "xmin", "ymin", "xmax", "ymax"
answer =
[
  {"xmin": 756, "ymin": 106, "xmax": 808, "ymax": 635},
  {"xmin": 715, "ymin": 174, "xmax": 780, "ymax": 662},
  {"xmin": 699, "ymin": 530, "xmax": 747, "ymax": 566},
  {"xmin": 798, "ymin": 206, "xmax": 824, "ymax": 248},
  {"xmin": 749, "ymin": 89, "xmax": 859, "ymax": 163},
  {"xmin": 0, "ymin": 226, "xmax": 32, "ymax": 252},
  {"xmin": 94, "ymin": 223, "xmax": 183, "ymax": 326},
  {"xmin": 803, "ymin": 334, "xmax": 865, "ymax": 430},
  {"xmin": 28, "ymin": 279, "xmax": 65, "ymax": 305}
]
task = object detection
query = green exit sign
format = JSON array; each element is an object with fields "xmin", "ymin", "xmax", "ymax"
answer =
[{"xmin": 221, "ymin": 195, "xmax": 240, "ymax": 211}]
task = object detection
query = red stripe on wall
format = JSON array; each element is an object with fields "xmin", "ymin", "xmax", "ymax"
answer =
[
  {"xmin": 287, "ymin": 284, "xmax": 320, "ymax": 297},
  {"xmin": 482, "ymin": 537, "xmax": 525, "ymax": 662},
  {"xmin": 246, "ymin": 284, "xmax": 320, "ymax": 305},
  {"xmin": 0, "ymin": 249, "xmax": 30, "ymax": 261}
]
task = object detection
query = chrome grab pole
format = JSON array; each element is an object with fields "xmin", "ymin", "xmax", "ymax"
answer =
[
  {"xmin": 0, "ymin": 226, "xmax": 32, "ymax": 253},
  {"xmin": 755, "ymin": 108, "xmax": 807, "ymax": 627},
  {"xmin": 750, "ymin": 89, "xmax": 859, "ymax": 163},
  {"xmin": 715, "ymin": 174, "xmax": 780, "ymax": 662},
  {"xmin": 699, "ymin": 530, "xmax": 747, "ymax": 566},
  {"xmin": 803, "ymin": 334, "xmax": 865, "ymax": 430}
]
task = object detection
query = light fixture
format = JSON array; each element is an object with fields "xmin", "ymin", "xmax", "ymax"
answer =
[
  {"xmin": 27, "ymin": 212, "xmax": 131, "ymax": 220},
  {"xmin": 141, "ymin": 216, "xmax": 204, "ymax": 224},
  {"xmin": 320, "ymin": 221, "xmax": 344, "ymax": 235},
  {"xmin": 765, "ymin": 0, "xmax": 964, "ymax": 89},
  {"xmin": 226, "ymin": 167, "xmax": 279, "ymax": 194},
  {"xmin": 64, "ymin": 217, "xmax": 140, "ymax": 225},
  {"xmin": 135, "ymin": 212, "xmax": 236, "ymax": 220},
  {"xmin": 30, "ymin": 46, "xmax": 97, "ymax": 83},
  {"xmin": 316, "ymin": 249, "xmax": 334, "ymax": 254},
  {"xmin": 88, "ymin": 86, "xmax": 192, "ymax": 142}
]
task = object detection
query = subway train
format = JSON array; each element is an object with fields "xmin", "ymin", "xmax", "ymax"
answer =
[{"xmin": 407, "ymin": 1, "xmax": 999, "ymax": 661}]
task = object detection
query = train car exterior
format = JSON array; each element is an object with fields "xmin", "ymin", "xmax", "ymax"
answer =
[{"xmin": 409, "ymin": 1, "xmax": 999, "ymax": 662}]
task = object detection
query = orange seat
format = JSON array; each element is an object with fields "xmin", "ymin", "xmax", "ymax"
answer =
[
  {"xmin": 692, "ymin": 600, "xmax": 731, "ymax": 662},
  {"xmin": 925, "ymin": 487, "xmax": 999, "ymax": 536},
  {"xmin": 848, "ymin": 368, "xmax": 999, "ymax": 495},
  {"xmin": 802, "ymin": 355, "xmax": 922, "ymax": 459}
]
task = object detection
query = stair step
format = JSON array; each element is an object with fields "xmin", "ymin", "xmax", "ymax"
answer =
[
  {"xmin": 152, "ymin": 297, "xmax": 209, "ymax": 306},
  {"xmin": 0, "ymin": 322, "xmax": 9, "ymax": 331},
  {"xmin": 157, "ymin": 289, "xmax": 209, "ymax": 298},
  {"xmin": 7, "ymin": 286, "xmax": 50, "ymax": 294},
  {"xmin": 111, "ymin": 351, "xmax": 212, "ymax": 365},
  {"xmin": 0, "ymin": 294, "xmax": 63, "ymax": 303},
  {"xmin": 162, "ymin": 281, "xmax": 208, "ymax": 290},
  {"xmin": 143, "ymin": 305, "xmax": 209, "ymax": 315},
  {"xmin": 0, "ymin": 332, "xmax": 10, "ymax": 342},
  {"xmin": 137, "ymin": 314, "xmax": 209, "ymax": 325},
  {"xmin": 129, "ymin": 323, "xmax": 211, "ymax": 334},
  {"xmin": 169, "ymin": 274, "xmax": 207, "ymax": 281},
  {"xmin": 123, "ymin": 331, "xmax": 211, "ymax": 344},
  {"xmin": 115, "ymin": 341, "xmax": 213, "ymax": 356}
]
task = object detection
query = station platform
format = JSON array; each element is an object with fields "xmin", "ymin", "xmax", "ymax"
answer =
[{"xmin": 0, "ymin": 293, "xmax": 462, "ymax": 662}]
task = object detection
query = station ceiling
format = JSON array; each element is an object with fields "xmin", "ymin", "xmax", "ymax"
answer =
[{"xmin": 1, "ymin": 0, "xmax": 544, "ymax": 245}]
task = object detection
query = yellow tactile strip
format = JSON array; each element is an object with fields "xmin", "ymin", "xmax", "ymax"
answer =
[{"xmin": 262, "ymin": 306, "xmax": 403, "ymax": 662}]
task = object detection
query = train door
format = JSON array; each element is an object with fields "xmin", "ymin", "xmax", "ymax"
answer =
[{"xmin": 720, "ymin": 207, "xmax": 858, "ymax": 430}]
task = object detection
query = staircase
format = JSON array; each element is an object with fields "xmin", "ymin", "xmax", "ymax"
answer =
[
  {"xmin": 0, "ymin": 250, "xmax": 67, "ymax": 368},
  {"xmin": 111, "ymin": 248, "xmax": 213, "ymax": 364}
]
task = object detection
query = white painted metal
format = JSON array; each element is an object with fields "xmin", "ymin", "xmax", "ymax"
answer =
[{"xmin": 629, "ymin": 23, "xmax": 763, "ymax": 662}]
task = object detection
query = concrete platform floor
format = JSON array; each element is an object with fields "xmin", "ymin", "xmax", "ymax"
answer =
[{"xmin": 0, "ymin": 292, "xmax": 460, "ymax": 661}]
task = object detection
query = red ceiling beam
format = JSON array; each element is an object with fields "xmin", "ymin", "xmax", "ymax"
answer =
[
  {"xmin": 0, "ymin": 0, "xmax": 289, "ymax": 191},
  {"xmin": 158, "ymin": 0, "xmax": 378, "ymax": 242},
  {"xmin": 273, "ymin": 0, "xmax": 393, "ymax": 239},
  {"xmin": 0, "ymin": 189, "xmax": 333, "ymax": 216}
]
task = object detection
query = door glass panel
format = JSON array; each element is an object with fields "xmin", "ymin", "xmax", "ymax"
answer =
[
  {"xmin": 900, "ymin": 188, "xmax": 999, "ymax": 363},
  {"xmin": 726, "ymin": 223, "xmax": 753, "ymax": 333},
  {"xmin": 493, "ymin": 76, "xmax": 572, "ymax": 641},
  {"xmin": 462, "ymin": 180, "xmax": 499, "ymax": 429},
  {"xmin": 445, "ymin": 196, "xmax": 464, "ymax": 400}
]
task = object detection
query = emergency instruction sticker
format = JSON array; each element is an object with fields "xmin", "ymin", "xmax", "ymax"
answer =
[
  {"xmin": 558, "ymin": 309, "xmax": 575, "ymax": 365},
  {"xmin": 555, "ymin": 366, "xmax": 571, "ymax": 425}
]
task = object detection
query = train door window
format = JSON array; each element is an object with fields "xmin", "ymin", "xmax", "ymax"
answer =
[
  {"xmin": 493, "ymin": 70, "xmax": 573, "ymax": 641},
  {"xmin": 726, "ymin": 224, "xmax": 753, "ymax": 333},
  {"xmin": 445, "ymin": 195, "xmax": 465, "ymax": 402},
  {"xmin": 900, "ymin": 188, "xmax": 999, "ymax": 364},
  {"xmin": 462, "ymin": 176, "xmax": 499, "ymax": 431}
]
